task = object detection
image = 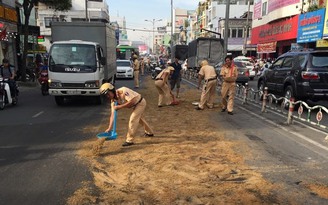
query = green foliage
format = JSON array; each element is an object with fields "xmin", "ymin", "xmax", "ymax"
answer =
[
  {"xmin": 307, "ymin": 4, "xmax": 320, "ymax": 12},
  {"xmin": 38, "ymin": 0, "xmax": 72, "ymax": 11}
]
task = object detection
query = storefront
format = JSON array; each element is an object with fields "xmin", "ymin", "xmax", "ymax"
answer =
[
  {"xmin": 0, "ymin": 4, "xmax": 18, "ymax": 64},
  {"xmin": 297, "ymin": 8, "xmax": 325, "ymax": 49},
  {"xmin": 251, "ymin": 15, "xmax": 298, "ymax": 59}
]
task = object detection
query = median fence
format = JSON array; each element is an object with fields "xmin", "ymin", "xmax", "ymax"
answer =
[
  {"xmin": 181, "ymin": 69, "xmax": 328, "ymax": 131},
  {"xmin": 235, "ymin": 83, "xmax": 328, "ymax": 130}
]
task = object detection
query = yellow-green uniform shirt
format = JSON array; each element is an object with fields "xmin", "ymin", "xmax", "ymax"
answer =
[
  {"xmin": 220, "ymin": 64, "xmax": 238, "ymax": 83},
  {"xmin": 133, "ymin": 59, "xmax": 140, "ymax": 71},
  {"xmin": 156, "ymin": 68, "xmax": 171, "ymax": 82},
  {"xmin": 198, "ymin": 64, "xmax": 217, "ymax": 80},
  {"xmin": 111, "ymin": 87, "xmax": 141, "ymax": 108}
]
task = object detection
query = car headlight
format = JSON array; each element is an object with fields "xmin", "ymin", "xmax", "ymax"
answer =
[
  {"xmin": 48, "ymin": 79, "xmax": 62, "ymax": 88},
  {"xmin": 128, "ymin": 68, "xmax": 133, "ymax": 72},
  {"xmin": 85, "ymin": 80, "xmax": 99, "ymax": 88}
]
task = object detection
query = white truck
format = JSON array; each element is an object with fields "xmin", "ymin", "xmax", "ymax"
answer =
[{"xmin": 48, "ymin": 22, "xmax": 117, "ymax": 105}]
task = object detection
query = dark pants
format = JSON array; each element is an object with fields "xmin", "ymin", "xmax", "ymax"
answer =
[{"xmin": 8, "ymin": 80, "xmax": 16, "ymax": 97}]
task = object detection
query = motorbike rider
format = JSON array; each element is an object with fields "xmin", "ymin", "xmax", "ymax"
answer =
[{"xmin": 0, "ymin": 58, "xmax": 17, "ymax": 100}]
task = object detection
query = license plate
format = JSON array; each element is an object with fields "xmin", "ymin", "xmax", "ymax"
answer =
[{"xmin": 68, "ymin": 90, "xmax": 76, "ymax": 94}]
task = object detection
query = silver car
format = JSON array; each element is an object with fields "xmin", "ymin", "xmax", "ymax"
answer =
[{"xmin": 116, "ymin": 60, "xmax": 133, "ymax": 79}]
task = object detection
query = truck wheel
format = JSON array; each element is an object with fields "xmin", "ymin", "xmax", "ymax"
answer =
[{"xmin": 55, "ymin": 96, "xmax": 65, "ymax": 106}]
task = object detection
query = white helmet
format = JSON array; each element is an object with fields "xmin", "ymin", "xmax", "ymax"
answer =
[{"xmin": 100, "ymin": 83, "xmax": 115, "ymax": 95}]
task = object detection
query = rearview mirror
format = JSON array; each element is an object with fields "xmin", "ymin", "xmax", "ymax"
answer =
[{"xmin": 100, "ymin": 57, "xmax": 106, "ymax": 65}]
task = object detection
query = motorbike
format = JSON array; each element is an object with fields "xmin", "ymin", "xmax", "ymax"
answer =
[
  {"xmin": 0, "ymin": 78, "xmax": 19, "ymax": 110},
  {"xmin": 38, "ymin": 69, "xmax": 49, "ymax": 95},
  {"xmin": 151, "ymin": 64, "xmax": 165, "ymax": 79},
  {"xmin": 15, "ymin": 67, "xmax": 36, "ymax": 82}
]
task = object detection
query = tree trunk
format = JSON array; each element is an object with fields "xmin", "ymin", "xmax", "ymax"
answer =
[
  {"xmin": 21, "ymin": 15, "xmax": 30, "ymax": 82},
  {"xmin": 21, "ymin": 0, "xmax": 34, "ymax": 82}
]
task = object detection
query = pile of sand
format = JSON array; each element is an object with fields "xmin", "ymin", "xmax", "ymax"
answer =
[{"xmin": 67, "ymin": 76, "xmax": 328, "ymax": 204}]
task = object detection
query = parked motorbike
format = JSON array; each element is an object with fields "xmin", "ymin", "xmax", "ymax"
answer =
[
  {"xmin": 0, "ymin": 78, "xmax": 19, "ymax": 110},
  {"xmin": 38, "ymin": 69, "xmax": 49, "ymax": 96},
  {"xmin": 151, "ymin": 65, "xmax": 165, "ymax": 79},
  {"xmin": 15, "ymin": 67, "xmax": 36, "ymax": 82}
]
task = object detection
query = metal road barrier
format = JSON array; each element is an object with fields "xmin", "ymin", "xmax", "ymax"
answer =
[
  {"xmin": 181, "ymin": 70, "xmax": 328, "ymax": 130},
  {"xmin": 235, "ymin": 83, "xmax": 328, "ymax": 130}
]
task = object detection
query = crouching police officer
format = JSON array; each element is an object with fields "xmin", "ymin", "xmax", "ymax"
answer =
[
  {"xmin": 100, "ymin": 83, "xmax": 154, "ymax": 146},
  {"xmin": 195, "ymin": 60, "xmax": 217, "ymax": 110}
]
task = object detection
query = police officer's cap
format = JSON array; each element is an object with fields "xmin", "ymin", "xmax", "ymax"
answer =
[
  {"xmin": 201, "ymin": 60, "xmax": 209, "ymax": 67},
  {"xmin": 100, "ymin": 83, "xmax": 115, "ymax": 95}
]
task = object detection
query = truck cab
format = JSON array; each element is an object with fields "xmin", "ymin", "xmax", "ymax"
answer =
[{"xmin": 48, "ymin": 40, "xmax": 106, "ymax": 105}]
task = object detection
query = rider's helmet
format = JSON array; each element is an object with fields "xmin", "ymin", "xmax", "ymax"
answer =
[{"xmin": 100, "ymin": 83, "xmax": 115, "ymax": 95}]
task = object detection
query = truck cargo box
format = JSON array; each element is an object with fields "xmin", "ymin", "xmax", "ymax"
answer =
[
  {"xmin": 188, "ymin": 37, "xmax": 224, "ymax": 70},
  {"xmin": 171, "ymin": 45, "xmax": 188, "ymax": 61}
]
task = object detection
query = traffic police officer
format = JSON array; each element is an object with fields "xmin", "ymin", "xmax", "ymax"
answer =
[
  {"xmin": 195, "ymin": 60, "xmax": 217, "ymax": 110},
  {"xmin": 154, "ymin": 66, "xmax": 175, "ymax": 107},
  {"xmin": 132, "ymin": 54, "xmax": 140, "ymax": 88},
  {"xmin": 100, "ymin": 83, "xmax": 154, "ymax": 146},
  {"xmin": 220, "ymin": 56, "xmax": 238, "ymax": 115}
]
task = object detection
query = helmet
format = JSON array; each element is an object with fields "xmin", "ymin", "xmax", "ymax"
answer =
[{"xmin": 100, "ymin": 83, "xmax": 115, "ymax": 95}]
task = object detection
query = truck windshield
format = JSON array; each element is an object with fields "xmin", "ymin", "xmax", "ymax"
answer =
[{"xmin": 49, "ymin": 44, "xmax": 97, "ymax": 73}]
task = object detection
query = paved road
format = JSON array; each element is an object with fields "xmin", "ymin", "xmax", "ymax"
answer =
[
  {"xmin": 185, "ymin": 76, "xmax": 328, "ymax": 203},
  {"xmin": 1, "ymin": 76, "xmax": 328, "ymax": 204},
  {"xmin": 0, "ymin": 84, "xmax": 104, "ymax": 205}
]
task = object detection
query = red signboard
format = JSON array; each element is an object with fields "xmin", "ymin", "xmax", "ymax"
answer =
[
  {"xmin": 257, "ymin": 42, "xmax": 277, "ymax": 53},
  {"xmin": 251, "ymin": 15, "xmax": 298, "ymax": 44},
  {"xmin": 253, "ymin": 0, "xmax": 262, "ymax": 20}
]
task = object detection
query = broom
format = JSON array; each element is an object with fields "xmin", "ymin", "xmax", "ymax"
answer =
[{"xmin": 92, "ymin": 102, "xmax": 118, "ymax": 155}]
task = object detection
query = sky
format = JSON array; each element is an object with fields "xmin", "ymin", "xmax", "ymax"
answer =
[{"xmin": 106, "ymin": 0, "xmax": 200, "ymax": 43}]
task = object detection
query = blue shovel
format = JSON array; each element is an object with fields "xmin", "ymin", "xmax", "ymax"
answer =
[{"xmin": 97, "ymin": 101, "xmax": 118, "ymax": 140}]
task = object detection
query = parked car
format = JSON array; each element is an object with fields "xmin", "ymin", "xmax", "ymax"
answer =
[
  {"xmin": 257, "ymin": 49, "xmax": 328, "ymax": 102},
  {"xmin": 244, "ymin": 61, "xmax": 256, "ymax": 80},
  {"xmin": 215, "ymin": 61, "xmax": 249, "ymax": 85},
  {"xmin": 116, "ymin": 59, "xmax": 133, "ymax": 79}
]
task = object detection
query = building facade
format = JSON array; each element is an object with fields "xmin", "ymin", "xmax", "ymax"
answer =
[
  {"xmin": 0, "ymin": 0, "xmax": 18, "ymax": 65},
  {"xmin": 193, "ymin": 0, "xmax": 253, "ymax": 55},
  {"xmin": 250, "ymin": 0, "xmax": 319, "ymax": 59},
  {"xmin": 36, "ymin": 0, "xmax": 110, "ymax": 51}
]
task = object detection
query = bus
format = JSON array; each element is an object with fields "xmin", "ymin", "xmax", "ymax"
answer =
[{"xmin": 116, "ymin": 45, "xmax": 139, "ymax": 60}]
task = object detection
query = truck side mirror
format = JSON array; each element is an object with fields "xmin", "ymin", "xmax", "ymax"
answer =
[{"xmin": 100, "ymin": 57, "xmax": 106, "ymax": 65}]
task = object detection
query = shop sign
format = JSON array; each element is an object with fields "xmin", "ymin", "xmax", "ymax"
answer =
[
  {"xmin": 251, "ymin": 15, "xmax": 298, "ymax": 44},
  {"xmin": 0, "ymin": 6, "xmax": 17, "ymax": 23},
  {"xmin": 323, "ymin": 1, "xmax": 328, "ymax": 39},
  {"xmin": 297, "ymin": 8, "xmax": 325, "ymax": 43},
  {"xmin": 257, "ymin": 42, "xmax": 277, "ymax": 53},
  {"xmin": 316, "ymin": 39, "xmax": 328, "ymax": 47},
  {"xmin": 253, "ymin": 0, "xmax": 262, "ymax": 20}
]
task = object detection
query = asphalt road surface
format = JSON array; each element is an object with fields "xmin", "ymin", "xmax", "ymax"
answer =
[
  {"xmin": 0, "ymin": 85, "xmax": 102, "ymax": 205},
  {"xmin": 1, "ymin": 76, "xmax": 328, "ymax": 204}
]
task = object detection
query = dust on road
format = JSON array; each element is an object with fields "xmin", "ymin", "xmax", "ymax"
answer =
[{"xmin": 68, "ymin": 76, "xmax": 328, "ymax": 204}]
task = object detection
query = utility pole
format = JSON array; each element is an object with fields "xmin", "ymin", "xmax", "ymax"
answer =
[
  {"xmin": 85, "ymin": 0, "xmax": 88, "ymax": 21},
  {"xmin": 170, "ymin": 0, "xmax": 173, "ymax": 59},
  {"xmin": 242, "ymin": 0, "xmax": 251, "ymax": 56},
  {"xmin": 223, "ymin": 0, "xmax": 230, "ymax": 57},
  {"xmin": 145, "ymin": 19, "xmax": 162, "ymax": 54}
]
